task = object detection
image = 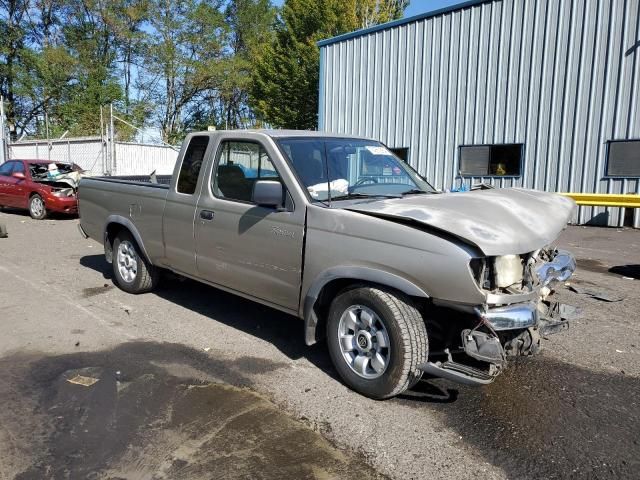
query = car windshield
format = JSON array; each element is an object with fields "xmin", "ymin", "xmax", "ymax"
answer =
[
  {"xmin": 277, "ymin": 137, "xmax": 436, "ymax": 201},
  {"xmin": 28, "ymin": 162, "xmax": 79, "ymax": 179}
]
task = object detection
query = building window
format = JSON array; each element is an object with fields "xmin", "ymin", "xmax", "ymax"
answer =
[
  {"xmin": 459, "ymin": 144, "xmax": 523, "ymax": 176},
  {"xmin": 606, "ymin": 140, "xmax": 640, "ymax": 177},
  {"xmin": 390, "ymin": 147, "xmax": 409, "ymax": 162}
]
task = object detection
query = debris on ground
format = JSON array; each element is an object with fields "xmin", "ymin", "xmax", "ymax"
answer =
[
  {"xmin": 566, "ymin": 284, "xmax": 625, "ymax": 302},
  {"xmin": 66, "ymin": 375, "xmax": 99, "ymax": 387},
  {"xmin": 0, "ymin": 223, "xmax": 7, "ymax": 238}
]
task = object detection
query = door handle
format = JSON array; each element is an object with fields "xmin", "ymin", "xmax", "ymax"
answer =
[{"xmin": 200, "ymin": 209, "xmax": 215, "ymax": 221}]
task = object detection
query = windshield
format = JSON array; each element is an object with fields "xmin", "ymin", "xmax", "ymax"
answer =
[
  {"xmin": 277, "ymin": 138, "xmax": 436, "ymax": 201},
  {"xmin": 29, "ymin": 162, "xmax": 79, "ymax": 179}
]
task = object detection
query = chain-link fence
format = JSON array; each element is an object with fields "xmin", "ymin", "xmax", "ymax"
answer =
[
  {"xmin": 0, "ymin": 102, "xmax": 179, "ymax": 176},
  {"xmin": 6, "ymin": 137, "xmax": 178, "ymax": 176}
]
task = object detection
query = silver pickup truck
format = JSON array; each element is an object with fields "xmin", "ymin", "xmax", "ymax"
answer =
[{"xmin": 78, "ymin": 130, "xmax": 577, "ymax": 399}]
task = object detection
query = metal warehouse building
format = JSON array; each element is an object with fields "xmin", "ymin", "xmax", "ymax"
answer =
[{"xmin": 318, "ymin": 0, "xmax": 640, "ymax": 227}]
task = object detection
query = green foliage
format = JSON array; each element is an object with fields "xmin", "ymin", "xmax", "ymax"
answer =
[
  {"xmin": 250, "ymin": 0, "xmax": 406, "ymax": 129},
  {"xmin": 1, "ymin": 0, "xmax": 128, "ymax": 138},
  {"xmin": 0, "ymin": 0, "xmax": 406, "ymax": 141},
  {"xmin": 145, "ymin": 0, "xmax": 227, "ymax": 143}
]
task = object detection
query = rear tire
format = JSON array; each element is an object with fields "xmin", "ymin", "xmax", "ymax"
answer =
[
  {"xmin": 112, "ymin": 231, "xmax": 159, "ymax": 294},
  {"xmin": 29, "ymin": 194, "xmax": 47, "ymax": 220},
  {"xmin": 326, "ymin": 285, "xmax": 428, "ymax": 399}
]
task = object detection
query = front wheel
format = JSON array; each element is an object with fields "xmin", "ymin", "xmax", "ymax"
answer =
[
  {"xmin": 29, "ymin": 194, "xmax": 47, "ymax": 220},
  {"xmin": 112, "ymin": 231, "xmax": 159, "ymax": 294},
  {"xmin": 326, "ymin": 285, "xmax": 428, "ymax": 399}
]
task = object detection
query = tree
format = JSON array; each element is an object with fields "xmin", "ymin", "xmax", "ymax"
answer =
[
  {"xmin": 1, "ymin": 0, "xmax": 127, "ymax": 138},
  {"xmin": 0, "ymin": 0, "xmax": 36, "ymax": 138},
  {"xmin": 53, "ymin": 0, "xmax": 123, "ymax": 135},
  {"xmin": 144, "ymin": 0, "xmax": 226, "ymax": 143},
  {"xmin": 219, "ymin": 0, "xmax": 276, "ymax": 128},
  {"xmin": 348, "ymin": 0, "xmax": 408, "ymax": 29},
  {"xmin": 107, "ymin": 0, "xmax": 150, "ymax": 115},
  {"xmin": 249, "ymin": 0, "xmax": 406, "ymax": 129}
]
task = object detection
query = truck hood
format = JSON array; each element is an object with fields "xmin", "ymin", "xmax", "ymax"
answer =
[{"xmin": 344, "ymin": 188, "xmax": 576, "ymax": 256}]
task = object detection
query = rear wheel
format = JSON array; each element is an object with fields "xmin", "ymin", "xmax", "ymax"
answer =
[
  {"xmin": 29, "ymin": 194, "xmax": 47, "ymax": 220},
  {"xmin": 112, "ymin": 231, "xmax": 159, "ymax": 294},
  {"xmin": 326, "ymin": 285, "xmax": 428, "ymax": 399}
]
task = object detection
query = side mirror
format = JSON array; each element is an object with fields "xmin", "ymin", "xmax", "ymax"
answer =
[
  {"xmin": 12, "ymin": 172, "xmax": 25, "ymax": 179},
  {"xmin": 253, "ymin": 180, "xmax": 283, "ymax": 208}
]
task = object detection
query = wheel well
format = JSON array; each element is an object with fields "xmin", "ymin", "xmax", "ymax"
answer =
[
  {"xmin": 104, "ymin": 222, "xmax": 152, "ymax": 266},
  {"xmin": 309, "ymin": 278, "xmax": 426, "ymax": 344},
  {"xmin": 105, "ymin": 222, "xmax": 125, "ymax": 249}
]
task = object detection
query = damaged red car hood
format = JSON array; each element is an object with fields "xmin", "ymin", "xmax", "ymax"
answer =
[{"xmin": 344, "ymin": 188, "xmax": 576, "ymax": 256}]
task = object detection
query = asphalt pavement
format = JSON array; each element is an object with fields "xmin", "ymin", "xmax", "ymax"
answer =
[{"xmin": 0, "ymin": 208, "xmax": 639, "ymax": 479}]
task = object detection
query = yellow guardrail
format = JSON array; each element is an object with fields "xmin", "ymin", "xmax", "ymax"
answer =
[{"xmin": 559, "ymin": 193, "xmax": 640, "ymax": 208}]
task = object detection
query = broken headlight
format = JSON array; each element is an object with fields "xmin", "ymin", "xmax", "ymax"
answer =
[
  {"xmin": 51, "ymin": 188, "xmax": 75, "ymax": 198},
  {"xmin": 493, "ymin": 254, "xmax": 524, "ymax": 288}
]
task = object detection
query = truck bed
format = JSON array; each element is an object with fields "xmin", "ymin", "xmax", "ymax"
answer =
[{"xmin": 78, "ymin": 176, "xmax": 171, "ymax": 262}]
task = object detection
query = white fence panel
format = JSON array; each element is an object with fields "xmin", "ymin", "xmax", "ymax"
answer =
[
  {"xmin": 114, "ymin": 142, "xmax": 178, "ymax": 176},
  {"xmin": 7, "ymin": 138, "xmax": 179, "ymax": 176}
]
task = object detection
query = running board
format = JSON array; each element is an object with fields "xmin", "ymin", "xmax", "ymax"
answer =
[{"xmin": 419, "ymin": 361, "xmax": 496, "ymax": 386}]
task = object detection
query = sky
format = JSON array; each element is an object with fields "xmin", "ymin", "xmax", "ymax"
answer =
[
  {"xmin": 270, "ymin": 0, "xmax": 462, "ymax": 19},
  {"xmin": 139, "ymin": 1, "xmax": 463, "ymax": 141}
]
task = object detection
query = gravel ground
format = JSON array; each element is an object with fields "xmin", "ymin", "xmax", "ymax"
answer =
[{"xmin": 0, "ymin": 209, "xmax": 639, "ymax": 479}]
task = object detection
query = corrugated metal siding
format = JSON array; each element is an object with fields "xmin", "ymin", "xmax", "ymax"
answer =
[{"xmin": 319, "ymin": 0, "xmax": 640, "ymax": 227}]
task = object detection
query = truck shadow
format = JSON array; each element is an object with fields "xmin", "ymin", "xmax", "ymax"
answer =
[
  {"xmin": 79, "ymin": 255, "xmax": 338, "ymax": 379},
  {"xmin": 397, "ymin": 356, "xmax": 640, "ymax": 479}
]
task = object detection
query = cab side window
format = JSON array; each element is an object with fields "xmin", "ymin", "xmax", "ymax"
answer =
[
  {"xmin": 0, "ymin": 162, "xmax": 14, "ymax": 176},
  {"xmin": 12, "ymin": 162, "xmax": 25, "ymax": 174},
  {"xmin": 177, "ymin": 136, "xmax": 210, "ymax": 194},
  {"xmin": 213, "ymin": 141, "xmax": 281, "ymax": 203}
]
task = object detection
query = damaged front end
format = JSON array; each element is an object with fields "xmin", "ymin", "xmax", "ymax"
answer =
[
  {"xmin": 48, "ymin": 185, "xmax": 76, "ymax": 198},
  {"xmin": 421, "ymin": 248, "xmax": 579, "ymax": 386}
]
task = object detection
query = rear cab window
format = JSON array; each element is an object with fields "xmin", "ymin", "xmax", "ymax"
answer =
[{"xmin": 177, "ymin": 136, "xmax": 210, "ymax": 194}]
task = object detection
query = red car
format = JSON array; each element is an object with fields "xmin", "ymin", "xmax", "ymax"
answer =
[{"xmin": 0, "ymin": 159, "xmax": 80, "ymax": 219}]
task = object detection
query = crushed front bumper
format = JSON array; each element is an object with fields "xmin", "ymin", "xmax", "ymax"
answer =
[
  {"xmin": 44, "ymin": 193, "xmax": 78, "ymax": 214},
  {"xmin": 481, "ymin": 249, "xmax": 578, "ymax": 332},
  {"xmin": 420, "ymin": 250, "xmax": 579, "ymax": 386}
]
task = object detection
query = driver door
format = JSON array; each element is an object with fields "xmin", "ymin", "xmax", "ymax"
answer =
[
  {"xmin": 8, "ymin": 161, "xmax": 28, "ymax": 208},
  {"xmin": 0, "ymin": 161, "xmax": 19, "ymax": 207},
  {"xmin": 194, "ymin": 136, "xmax": 305, "ymax": 311}
]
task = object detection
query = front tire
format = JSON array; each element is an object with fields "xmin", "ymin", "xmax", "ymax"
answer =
[
  {"xmin": 29, "ymin": 194, "xmax": 47, "ymax": 220},
  {"xmin": 327, "ymin": 285, "xmax": 428, "ymax": 399},
  {"xmin": 112, "ymin": 231, "xmax": 159, "ymax": 294}
]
